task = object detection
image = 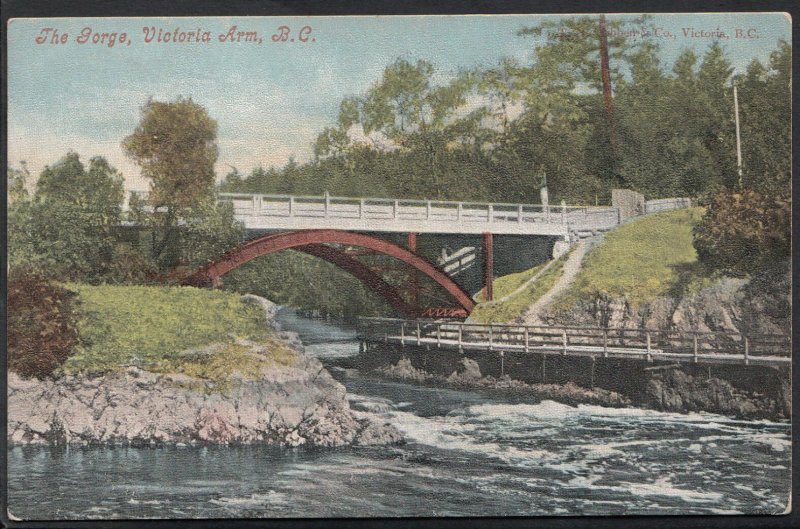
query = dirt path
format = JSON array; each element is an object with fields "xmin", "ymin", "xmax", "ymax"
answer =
[{"xmin": 521, "ymin": 239, "xmax": 588, "ymax": 325}]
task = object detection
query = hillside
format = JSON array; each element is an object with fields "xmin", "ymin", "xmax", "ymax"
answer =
[{"xmin": 552, "ymin": 207, "xmax": 710, "ymax": 310}]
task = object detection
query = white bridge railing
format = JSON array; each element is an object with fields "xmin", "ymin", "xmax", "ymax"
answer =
[{"xmin": 216, "ymin": 193, "xmax": 620, "ymax": 236}]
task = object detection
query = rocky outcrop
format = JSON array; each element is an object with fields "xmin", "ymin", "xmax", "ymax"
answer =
[
  {"xmin": 539, "ymin": 261, "xmax": 791, "ymax": 337},
  {"xmin": 8, "ymin": 351, "xmax": 400, "ymax": 447},
  {"xmin": 376, "ymin": 356, "xmax": 632, "ymax": 409},
  {"xmin": 8, "ymin": 295, "xmax": 402, "ymax": 448},
  {"xmin": 645, "ymin": 369, "xmax": 786, "ymax": 419}
]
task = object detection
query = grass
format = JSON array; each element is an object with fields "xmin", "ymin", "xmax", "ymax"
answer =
[
  {"xmin": 473, "ymin": 261, "xmax": 550, "ymax": 303},
  {"xmin": 553, "ymin": 207, "xmax": 713, "ymax": 309},
  {"xmin": 469, "ymin": 252, "xmax": 569, "ymax": 323},
  {"xmin": 61, "ymin": 284, "xmax": 295, "ymax": 384}
]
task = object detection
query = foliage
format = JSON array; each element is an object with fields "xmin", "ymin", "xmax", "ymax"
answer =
[
  {"xmin": 122, "ymin": 97, "xmax": 218, "ymax": 209},
  {"xmin": 693, "ymin": 189, "xmax": 791, "ymax": 277},
  {"xmin": 555, "ymin": 208, "xmax": 711, "ymax": 308},
  {"xmin": 469, "ymin": 255, "xmax": 568, "ymax": 323},
  {"xmin": 102, "ymin": 242, "xmax": 159, "ymax": 284},
  {"xmin": 62, "ymin": 284, "xmax": 277, "ymax": 375},
  {"xmin": 220, "ymin": 29, "xmax": 790, "ymax": 211},
  {"xmin": 221, "ymin": 251, "xmax": 391, "ymax": 320},
  {"xmin": 8, "ymin": 271, "xmax": 80, "ymax": 379},
  {"xmin": 177, "ymin": 199, "xmax": 244, "ymax": 269},
  {"xmin": 7, "ymin": 163, "xmax": 30, "ymax": 203},
  {"xmin": 122, "ymin": 97, "xmax": 221, "ymax": 266},
  {"xmin": 7, "ymin": 153, "xmax": 125, "ymax": 281}
]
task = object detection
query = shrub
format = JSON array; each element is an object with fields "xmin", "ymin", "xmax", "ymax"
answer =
[
  {"xmin": 693, "ymin": 189, "xmax": 791, "ymax": 277},
  {"xmin": 8, "ymin": 271, "xmax": 80, "ymax": 378}
]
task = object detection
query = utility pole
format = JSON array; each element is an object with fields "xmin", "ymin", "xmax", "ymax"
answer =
[
  {"xmin": 733, "ymin": 82, "xmax": 743, "ymax": 188},
  {"xmin": 598, "ymin": 14, "xmax": 618, "ymax": 159}
]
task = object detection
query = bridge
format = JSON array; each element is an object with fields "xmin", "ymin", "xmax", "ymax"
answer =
[
  {"xmin": 216, "ymin": 193, "xmax": 620, "ymax": 237},
  {"xmin": 172, "ymin": 192, "xmax": 623, "ymax": 318},
  {"xmin": 357, "ymin": 318, "xmax": 791, "ymax": 368}
]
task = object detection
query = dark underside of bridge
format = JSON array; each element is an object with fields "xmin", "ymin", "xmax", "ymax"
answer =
[{"xmin": 182, "ymin": 228, "xmax": 558, "ymax": 319}]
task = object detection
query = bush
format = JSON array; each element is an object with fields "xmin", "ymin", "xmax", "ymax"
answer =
[
  {"xmin": 8, "ymin": 271, "xmax": 80, "ymax": 379},
  {"xmin": 693, "ymin": 189, "xmax": 791, "ymax": 277}
]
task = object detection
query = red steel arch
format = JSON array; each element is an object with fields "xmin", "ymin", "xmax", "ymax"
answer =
[{"xmin": 185, "ymin": 230, "xmax": 475, "ymax": 316}]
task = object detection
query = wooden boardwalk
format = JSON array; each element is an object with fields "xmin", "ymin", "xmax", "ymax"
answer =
[{"xmin": 358, "ymin": 318, "xmax": 791, "ymax": 367}]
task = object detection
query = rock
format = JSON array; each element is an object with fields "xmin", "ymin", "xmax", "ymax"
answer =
[
  {"xmin": 241, "ymin": 294, "xmax": 279, "ymax": 326},
  {"xmin": 8, "ymin": 341, "xmax": 404, "ymax": 448},
  {"xmin": 354, "ymin": 420, "xmax": 403, "ymax": 446},
  {"xmin": 377, "ymin": 358, "xmax": 432, "ymax": 383},
  {"xmin": 446, "ymin": 357, "xmax": 482, "ymax": 384},
  {"xmin": 643, "ymin": 368, "xmax": 787, "ymax": 419}
]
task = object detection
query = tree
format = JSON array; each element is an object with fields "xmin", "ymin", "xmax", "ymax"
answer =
[
  {"xmin": 7, "ymin": 162, "xmax": 29, "ymax": 204},
  {"xmin": 122, "ymin": 97, "xmax": 219, "ymax": 265},
  {"xmin": 355, "ymin": 59, "xmax": 476, "ymax": 198},
  {"xmin": 8, "ymin": 152, "xmax": 125, "ymax": 280},
  {"xmin": 693, "ymin": 189, "xmax": 790, "ymax": 276},
  {"xmin": 736, "ymin": 40, "xmax": 791, "ymax": 196}
]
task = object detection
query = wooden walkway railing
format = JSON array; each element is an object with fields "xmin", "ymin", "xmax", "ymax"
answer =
[{"xmin": 357, "ymin": 318, "xmax": 791, "ymax": 367}]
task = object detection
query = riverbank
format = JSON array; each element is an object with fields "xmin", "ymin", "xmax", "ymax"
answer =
[
  {"xmin": 347, "ymin": 346, "xmax": 790, "ymax": 421},
  {"xmin": 7, "ymin": 286, "xmax": 401, "ymax": 448}
]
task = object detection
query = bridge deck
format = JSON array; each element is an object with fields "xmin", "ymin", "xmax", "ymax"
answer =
[
  {"xmin": 358, "ymin": 318, "xmax": 791, "ymax": 368},
  {"xmin": 218, "ymin": 193, "xmax": 620, "ymax": 236}
]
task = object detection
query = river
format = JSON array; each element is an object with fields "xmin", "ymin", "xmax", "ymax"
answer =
[{"xmin": 7, "ymin": 308, "xmax": 791, "ymax": 519}]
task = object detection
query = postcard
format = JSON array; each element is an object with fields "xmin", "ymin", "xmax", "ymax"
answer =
[{"xmin": 4, "ymin": 11, "xmax": 792, "ymax": 521}]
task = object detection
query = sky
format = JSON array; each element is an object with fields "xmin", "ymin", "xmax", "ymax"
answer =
[{"xmin": 7, "ymin": 13, "xmax": 791, "ymax": 194}]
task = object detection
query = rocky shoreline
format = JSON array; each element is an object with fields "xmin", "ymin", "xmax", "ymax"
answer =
[
  {"xmin": 359, "ymin": 353, "xmax": 789, "ymax": 421},
  {"xmin": 374, "ymin": 357, "xmax": 633, "ymax": 409},
  {"xmin": 7, "ymin": 297, "xmax": 402, "ymax": 448}
]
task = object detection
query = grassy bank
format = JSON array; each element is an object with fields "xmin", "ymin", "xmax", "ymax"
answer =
[
  {"xmin": 553, "ymin": 207, "xmax": 711, "ymax": 309},
  {"xmin": 62, "ymin": 285, "xmax": 296, "ymax": 381},
  {"xmin": 469, "ymin": 254, "xmax": 568, "ymax": 323}
]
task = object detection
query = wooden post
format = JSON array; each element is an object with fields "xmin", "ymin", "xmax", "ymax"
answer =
[
  {"xmin": 646, "ymin": 332, "xmax": 652, "ymax": 362},
  {"xmin": 542, "ymin": 354, "xmax": 547, "ymax": 383},
  {"xmin": 590, "ymin": 357, "xmax": 596, "ymax": 389},
  {"xmin": 603, "ymin": 330, "xmax": 608, "ymax": 358},
  {"xmin": 518, "ymin": 204, "xmax": 523, "ymax": 223},
  {"xmin": 482, "ymin": 232, "xmax": 494, "ymax": 301},
  {"xmin": 393, "ymin": 200, "xmax": 398, "ymax": 219},
  {"xmin": 458, "ymin": 324, "xmax": 463, "ymax": 353},
  {"xmin": 437, "ymin": 324, "xmax": 441, "ymax": 348},
  {"xmin": 500, "ymin": 351, "xmax": 505, "ymax": 377},
  {"xmin": 288, "ymin": 196, "xmax": 294, "ymax": 216},
  {"xmin": 416, "ymin": 321, "xmax": 421, "ymax": 346},
  {"xmin": 744, "ymin": 336, "xmax": 749, "ymax": 365},
  {"xmin": 489, "ymin": 324, "xmax": 494, "ymax": 351},
  {"xmin": 487, "ymin": 204, "xmax": 494, "ymax": 222},
  {"xmin": 562, "ymin": 330, "xmax": 567, "ymax": 355},
  {"xmin": 324, "ymin": 192, "xmax": 330, "ymax": 217},
  {"xmin": 400, "ymin": 322, "xmax": 405, "ymax": 348},
  {"xmin": 524, "ymin": 327, "xmax": 530, "ymax": 353},
  {"xmin": 693, "ymin": 334, "xmax": 698, "ymax": 363},
  {"xmin": 426, "ymin": 201, "xmax": 432, "ymax": 220},
  {"xmin": 457, "ymin": 202, "xmax": 462, "ymax": 221},
  {"xmin": 359, "ymin": 198, "xmax": 364, "ymax": 218}
]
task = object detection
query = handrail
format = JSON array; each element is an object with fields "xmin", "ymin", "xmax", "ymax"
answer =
[
  {"xmin": 216, "ymin": 192, "xmax": 617, "ymax": 214},
  {"xmin": 356, "ymin": 317, "xmax": 791, "ymax": 365}
]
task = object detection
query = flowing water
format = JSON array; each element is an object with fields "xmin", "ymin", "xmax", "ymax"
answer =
[{"xmin": 7, "ymin": 309, "xmax": 791, "ymax": 519}]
